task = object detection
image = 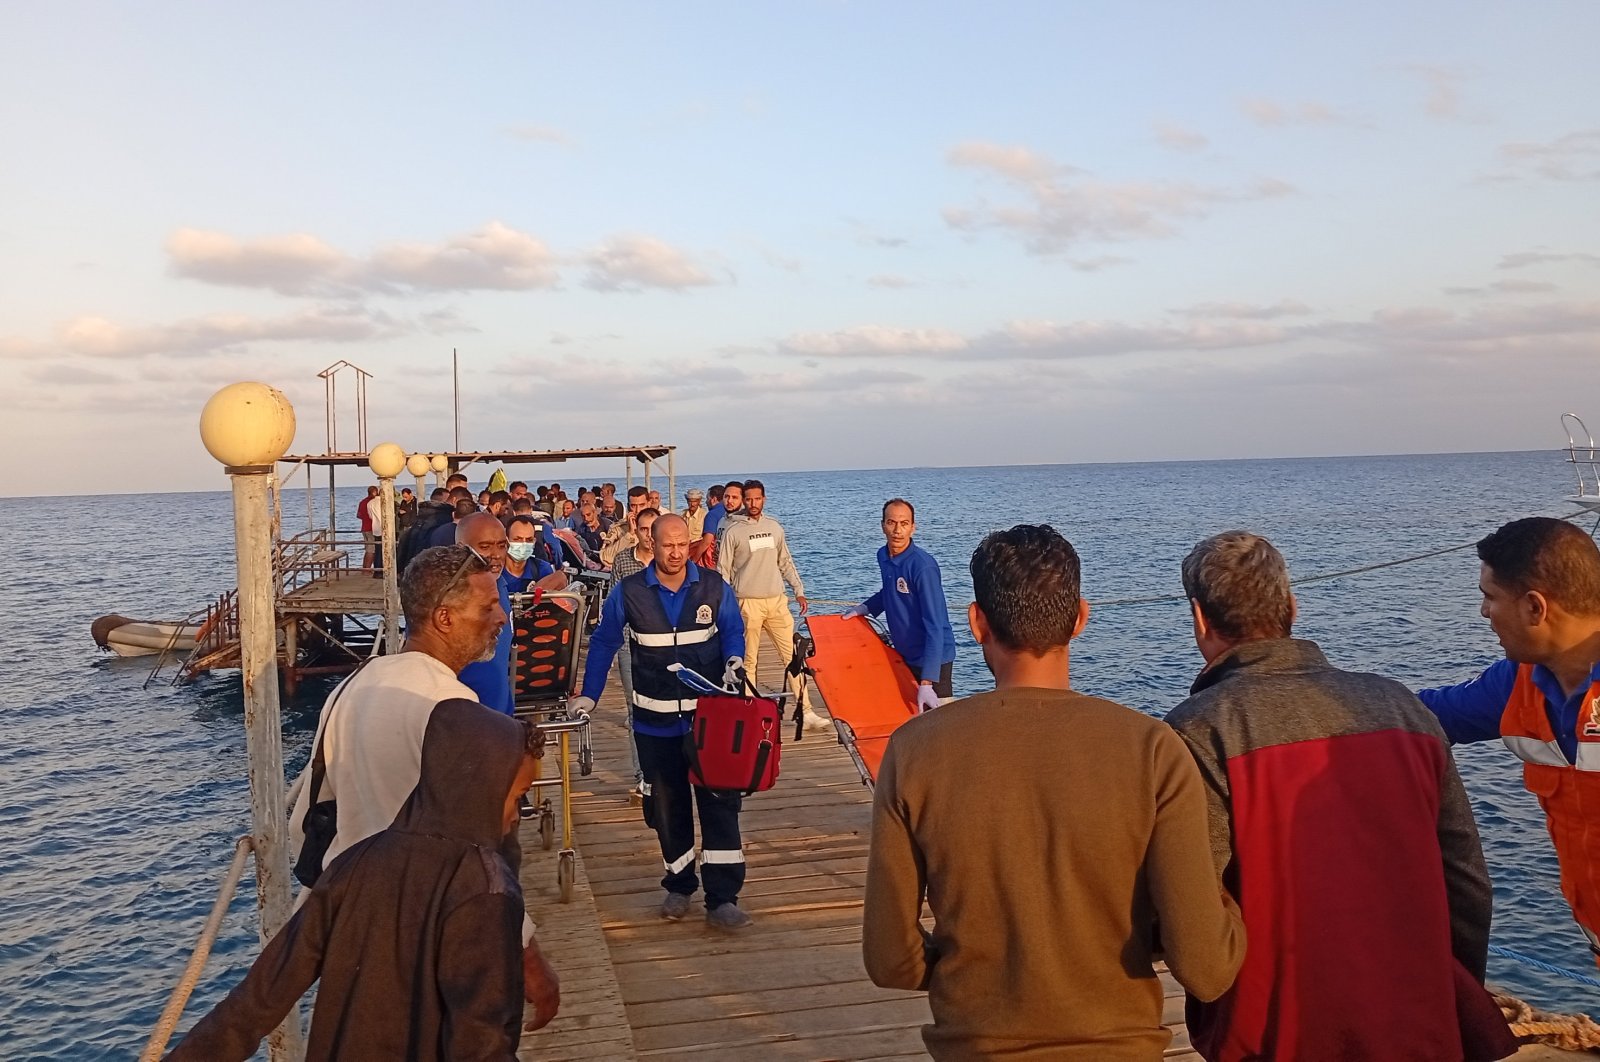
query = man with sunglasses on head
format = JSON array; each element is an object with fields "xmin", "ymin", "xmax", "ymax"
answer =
[{"xmin": 289, "ymin": 544, "xmax": 562, "ymax": 1030}]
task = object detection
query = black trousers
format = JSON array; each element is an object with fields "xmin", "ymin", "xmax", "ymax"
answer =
[
  {"xmin": 930, "ymin": 660, "xmax": 954, "ymax": 699},
  {"xmin": 634, "ymin": 730, "xmax": 746, "ymax": 908}
]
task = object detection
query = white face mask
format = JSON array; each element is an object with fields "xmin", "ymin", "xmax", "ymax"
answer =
[{"xmin": 507, "ymin": 542, "xmax": 537, "ymax": 562}]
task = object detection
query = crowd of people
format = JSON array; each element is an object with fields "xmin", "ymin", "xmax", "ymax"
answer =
[{"xmin": 166, "ymin": 472, "xmax": 1600, "ymax": 1060}]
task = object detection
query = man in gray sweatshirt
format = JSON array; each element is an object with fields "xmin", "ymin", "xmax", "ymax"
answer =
[{"xmin": 717, "ymin": 479, "xmax": 828, "ymax": 730}]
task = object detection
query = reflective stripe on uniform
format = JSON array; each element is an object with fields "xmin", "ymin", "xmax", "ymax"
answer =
[
  {"xmin": 1505, "ymin": 733, "xmax": 1572, "ymax": 768},
  {"xmin": 700, "ymin": 848, "xmax": 745, "ymax": 865},
  {"xmin": 664, "ymin": 848, "xmax": 696, "ymax": 875},
  {"xmin": 635, "ymin": 692, "xmax": 695, "ymax": 715},
  {"xmin": 630, "ymin": 625, "xmax": 718, "ymax": 648}
]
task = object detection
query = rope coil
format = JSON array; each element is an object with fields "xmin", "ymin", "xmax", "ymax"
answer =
[{"xmin": 1494, "ymin": 991, "xmax": 1600, "ymax": 1052}]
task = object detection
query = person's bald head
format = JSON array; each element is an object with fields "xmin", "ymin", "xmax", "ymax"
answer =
[
  {"xmin": 457, "ymin": 512, "xmax": 509, "ymax": 574},
  {"xmin": 651, "ymin": 514, "xmax": 691, "ymax": 577}
]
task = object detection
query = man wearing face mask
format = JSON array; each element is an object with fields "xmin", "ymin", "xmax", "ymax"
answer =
[
  {"xmin": 504, "ymin": 516, "xmax": 568, "ymax": 594},
  {"xmin": 457, "ymin": 513, "xmax": 565, "ymax": 716}
]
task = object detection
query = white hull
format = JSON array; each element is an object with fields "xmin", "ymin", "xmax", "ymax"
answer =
[{"xmin": 104, "ymin": 622, "xmax": 201, "ymax": 658}]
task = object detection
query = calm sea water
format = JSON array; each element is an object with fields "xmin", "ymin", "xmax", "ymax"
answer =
[{"xmin": 1, "ymin": 451, "xmax": 1594, "ymax": 1058}]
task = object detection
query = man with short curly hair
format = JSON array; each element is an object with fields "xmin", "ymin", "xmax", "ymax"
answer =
[{"xmin": 864, "ymin": 524, "xmax": 1244, "ymax": 1060}]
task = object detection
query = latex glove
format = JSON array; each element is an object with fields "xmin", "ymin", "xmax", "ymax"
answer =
[
  {"xmin": 568, "ymin": 695, "xmax": 595, "ymax": 719},
  {"xmin": 724, "ymin": 657, "xmax": 745, "ymax": 690},
  {"xmin": 841, "ymin": 603, "xmax": 869, "ymax": 621},
  {"xmin": 915, "ymin": 684, "xmax": 941, "ymax": 713}
]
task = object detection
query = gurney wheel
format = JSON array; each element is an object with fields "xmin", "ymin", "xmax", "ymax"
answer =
[
  {"xmin": 557, "ymin": 850, "xmax": 575, "ymax": 903},
  {"xmin": 539, "ymin": 809, "xmax": 556, "ymax": 851}
]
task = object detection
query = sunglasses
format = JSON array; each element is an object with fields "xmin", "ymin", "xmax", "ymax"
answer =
[{"xmin": 434, "ymin": 545, "xmax": 490, "ymax": 613}]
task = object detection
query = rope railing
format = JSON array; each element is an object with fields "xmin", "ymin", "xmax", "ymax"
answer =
[
  {"xmin": 140, "ymin": 836, "xmax": 255, "ymax": 1062},
  {"xmin": 802, "ymin": 508, "xmax": 1595, "ymax": 616}
]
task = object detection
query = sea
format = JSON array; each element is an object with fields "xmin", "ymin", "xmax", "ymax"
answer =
[{"xmin": 2, "ymin": 450, "xmax": 1595, "ymax": 1058}]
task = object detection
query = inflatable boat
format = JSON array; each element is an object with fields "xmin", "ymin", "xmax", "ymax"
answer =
[{"xmin": 91, "ymin": 615, "xmax": 202, "ymax": 658}]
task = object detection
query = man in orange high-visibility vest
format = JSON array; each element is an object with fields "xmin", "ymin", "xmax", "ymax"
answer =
[{"xmin": 1420, "ymin": 516, "xmax": 1600, "ymax": 966}]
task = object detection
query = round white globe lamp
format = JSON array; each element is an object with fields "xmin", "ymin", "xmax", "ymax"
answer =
[{"xmin": 199, "ymin": 381, "xmax": 296, "ymax": 470}]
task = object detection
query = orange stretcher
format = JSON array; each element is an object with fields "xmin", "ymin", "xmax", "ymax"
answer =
[{"xmin": 798, "ymin": 615, "xmax": 919, "ymax": 787}]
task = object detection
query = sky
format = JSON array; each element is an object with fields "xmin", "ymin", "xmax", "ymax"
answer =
[{"xmin": 2, "ymin": 1, "xmax": 1598, "ymax": 496}]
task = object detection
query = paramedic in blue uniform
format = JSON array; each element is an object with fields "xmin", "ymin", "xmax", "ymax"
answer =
[
  {"xmin": 570, "ymin": 513, "xmax": 756, "ymax": 931},
  {"xmin": 842, "ymin": 498, "xmax": 957, "ymax": 712}
]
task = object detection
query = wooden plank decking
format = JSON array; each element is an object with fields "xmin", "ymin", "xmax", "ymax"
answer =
[
  {"xmin": 281, "ymin": 570, "xmax": 386, "ymax": 614},
  {"xmin": 516, "ymin": 636, "xmax": 1199, "ymax": 1060}
]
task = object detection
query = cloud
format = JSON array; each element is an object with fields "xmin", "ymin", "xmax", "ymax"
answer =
[
  {"xmin": 486, "ymin": 355, "xmax": 925, "ymax": 413},
  {"xmin": 1154, "ymin": 123, "xmax": 1209, "ymax": 153},
  {"xmin": 1171, "ymin": 300, "xmax": 1313, "ymax": 320},
  {"xmin": 947, "ymin": 140, "xmax": 1068, "ymax": 181},
  {"xmin": 1443, "ymin": 279, "xmax": 1559, "ymax": 297},
  {"xmin": 1404, "ymin": 64, "xmax": 1469, "ymax": 121},
  {"xmin": 368, "ymin": 221, "xmax": 561, "ymax": 291},
  {"xmin": 780, "ymin": 326, "xmax": 969, "ymax": 358},
  {"xmin": 776, "ymin": 298, "xmax": 1600, "ymax": 368},
  {"xmin": 52, "ymin": 306, "xmax": 397, "ymax": 359},
  {"xmin": 944, "ymin": 140, "xmax": 1293, "ymax": 254},
  {"xmin": 866, "ymin": 273, "xmax": 921, "ymax": 290},
  {"xmin": 166, "ymin": 228, "xmax": 350, "ymax": 296},
  {"xmin": 166, "ymin": 221, "xmax": 715, "ymax": 296},
  {"xmin": 504, "ymin": 124, "xmax": 573, "ymax": 146},
  {"xmin": 1068, "ymin": 255, "xmax": 1133, "ymax": 272},
  {"xmin": 1240, "ymin": 98, "xmax": 1359, "ymax": 128},
  {"xmin": 778, "ymin": 317, "xmax": 1294, "ymax": 361},
  {"xmin": 1497, "ymin": 129, "xmax": 1600, "ymax": 182},
  {"xmin": 1497, "ymin": 251, "xmax": 1600, "ymax": 270},
  {"xmin": 581, "ymin": 234, "xmax": 717, "ymax": 291},
  {"xmin": 1310, "ymin": 300, "xmax": 1600, "ymax": 354},
  {"xmin": 418, "ymin": 307, "xmax": 480, "ymax": 334},
  {"xmin": 28, "ymin": 364, "xmax": 123, "ymax": 386}
]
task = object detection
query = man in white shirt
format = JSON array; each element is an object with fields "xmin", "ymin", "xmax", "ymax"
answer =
[{"xmin": 289, "ymin": 544, "xmax": 560, "ymax": 1028}]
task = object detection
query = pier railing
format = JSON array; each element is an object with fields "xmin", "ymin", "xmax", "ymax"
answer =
[
  {"xmin": 1563, "ymin": 413, "xmax": 1600, "ymax": 501},
  {"xmin": 139, "ymin": 836, "xmax": 257, "ymax": 1061}
]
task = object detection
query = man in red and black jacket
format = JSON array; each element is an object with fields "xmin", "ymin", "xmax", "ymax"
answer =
[{"xmin": 1165, "ymin": 531, "xmax": 1514, "ymax": 1062}]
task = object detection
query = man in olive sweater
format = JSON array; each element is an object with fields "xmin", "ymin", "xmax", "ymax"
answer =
[{"xmin": 863, "ymin": 524, "xmax": 1246, "ymax": 1060}]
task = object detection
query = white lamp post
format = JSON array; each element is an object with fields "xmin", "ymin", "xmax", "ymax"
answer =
[
  {"xmin": 429, "ymin": 452, "xmax": 448, "ymax": 491},
  {"xmin": 406, "ymin": 452, "xmax": 430, "ymax": 498},
  {"xmin": 368, "ymin": 442, "xmax": 406, "ymax": 654},
  {"xmin": 198, "ymin": 382, "xmax": 304, "ymax": 1062}
]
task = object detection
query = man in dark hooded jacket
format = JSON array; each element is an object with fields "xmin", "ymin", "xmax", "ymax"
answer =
[{"xmin": 167, "ymin": 700, "xmax": 541, "ymax": 1061}]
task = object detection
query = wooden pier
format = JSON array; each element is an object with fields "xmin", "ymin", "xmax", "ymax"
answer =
[{"xmin": 513, "ymin": 641, "xmax": 1200, "ymax": 1061}]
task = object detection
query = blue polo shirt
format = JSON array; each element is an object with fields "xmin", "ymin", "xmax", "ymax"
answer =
[
  {"xmin": 458, "ymin": 574, "xmax": 515, "ymax": 715},
  {"xmin": 581, "ymin": 563, "xmax": 745, "ymax": 737},
  {"xmin": 502, "ymin": 556, "xmax": 556, "ymax": 594},
  {"xmin": 1418, "ymin": 657, "xmax": 1600, "ymax": 763},
  {"xmin": 862, "ymin": 541, "xmax": 957, "ymax": 682},
  {"xmin": 701, "ymin": 503, "xmax": 726, "ymax": 539}
]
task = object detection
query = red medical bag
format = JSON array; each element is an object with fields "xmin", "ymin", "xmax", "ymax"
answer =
[{"xmin": 685, "ymin": 693, "xmax": 783, "ymax": 795}]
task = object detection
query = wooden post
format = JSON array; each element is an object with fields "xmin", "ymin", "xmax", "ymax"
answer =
[
  {"xmin": 668, "ymin": 448, "xmax": 676, "ymax": 514},
  {"xmin": 227, "ymin": 466, "xmax": 306, "ymax": 1061},
  {"xmin": 379, "ymin": 475, "xmax": 401, "ymax": 652}
]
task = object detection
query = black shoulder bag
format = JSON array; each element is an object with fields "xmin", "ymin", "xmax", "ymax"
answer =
[{"xmin": 293, "ymin": 666, "xmax": 365, "ymax": 887}]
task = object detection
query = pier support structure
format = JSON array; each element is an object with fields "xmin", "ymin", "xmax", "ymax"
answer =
[{"xmin": 199, "ymin": 382, "xmax": 306, "ymax": 1061}]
